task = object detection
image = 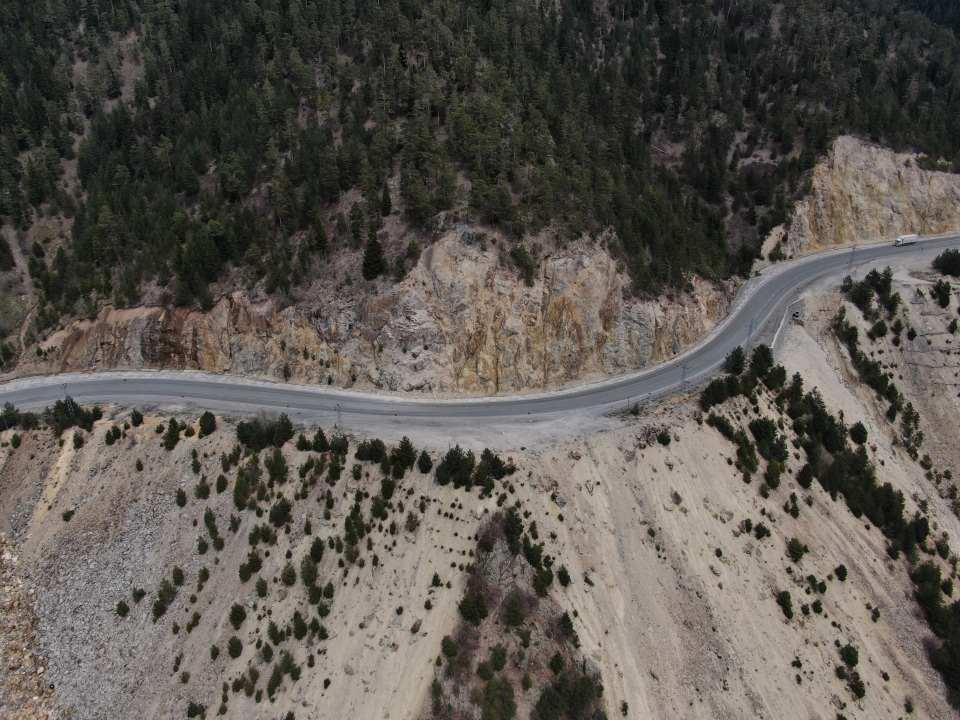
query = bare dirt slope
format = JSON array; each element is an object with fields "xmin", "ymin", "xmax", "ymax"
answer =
[{"xmin": 2, "ymin": 284, "xmax": 958, "ymax": 719}]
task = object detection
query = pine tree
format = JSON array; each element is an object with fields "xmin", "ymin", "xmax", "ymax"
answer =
[
  {"xmin": 380, "ymin": 182, "xmax": 392, "ymax": 216},
  {"xmin": 362, "ymin": 237, "xmax": 385, "ymax": 280}
]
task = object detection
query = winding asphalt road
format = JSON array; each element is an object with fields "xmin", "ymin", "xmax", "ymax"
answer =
[{"xmin": 0, "ymin": 234, "xmax": 958, "ymax": 429}]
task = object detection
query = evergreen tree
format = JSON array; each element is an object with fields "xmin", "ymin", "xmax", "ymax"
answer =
[
  {"xmin": 380, "ymin": 182, "xmax": 392, "ymax": 216},
  {"xmin": 362, "ymin": 237, "xmax": 386, "ymax": 281}
]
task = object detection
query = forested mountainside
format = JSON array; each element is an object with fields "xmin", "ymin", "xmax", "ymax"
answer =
[{"xmin": 2, "ymin": 0, "xmax": 960, "ymax": 333}]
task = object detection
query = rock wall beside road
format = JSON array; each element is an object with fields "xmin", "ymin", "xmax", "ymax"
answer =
[
  {"xmin": 10, "ymin": 234, "xmax": 735, "ymax": 396},
  {"xmin": 783, "ymin": 135, "xmax": 960, "ymax": 255}
]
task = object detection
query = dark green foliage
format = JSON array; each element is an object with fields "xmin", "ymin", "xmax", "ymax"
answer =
[
  {"xmin": 763, "ymin": 364, "xmax": 787, "ymax": 391},
  {"xmin": 533, "ymin": 566, "xmax": 554, "ymax": 597},
  {"xmin": 281, "ymin": 562, "xmax": 297, "ymax": 586},
  {"xmin": 764, "ymin": 460, "xmax": 783, "ymax": 489},
  {"xmin": 292, "ymin": 611, "xmax": 308, "ymax": 641},
  {"xmin": 472, "ymin": 449, "xmax": 512, "ymax": 494},
  {"xmin": 839, "ymin": 643, "xmax": 859, "ymax": 668},
  {"xmin": 116, "ymin": 600, "xmax": 129, "ymax": 618},
  {"xmin": 776, "ymin": 590, "xmax": 794, "ymax": 620},
  {"xmin": 312, "ymin": 429, "xmax": 329, "ymax": 453},
  {"xmin": 310, "ymin": 536, "xmax": 325, "ymax": 563},
  {"xmin": 233, "ymin": 457, "xmax": 261, "ymax": 510},
  {"xmin": 501, "ymin": 590, "xmax": 528, "ymax": 628},
  {"xmin": 236, "ymin": 414, "xmax": 294, "ymax": 451},
  {"xmin": 153, "ymin": 579, "xmax": 178, "ymax": 621},
  {"xmin": 458, "ymin": 583, "xmax": 489, "ymax": 626},
  {"xmin": 198, "ymin": 411, "xmax": 217, "ymax": 437},
  {"xmin": 533, "ymin": 671, "xmax": 602, "ymax": 720},
  {"xmin": 749, "ymin": 345, "xmax": 774, "ymax": 380},
  {"xmin": 130, "ymin": 409, "xmax": 143, "ymax": 427},
  {"xmin": 269, "ymin": 497, "xmax": 292, "ymax": 527},
  {"xmin": 835, "ymin": 564, "xmax": 848, "ymax": 581},
  {"xmin": 329, "ymin": 434, "xmax": 349, "ymax": 456},
  {"xmin": 362, "ymin": 237, "xmax": 386, "ymax": 281},
  {"xmin": 391, "ymin": 436, "xmax": 417, "ymax": 476},
  {"xmin": 193, "ymin": 477, "xmax": 210, "ymax": 500},
  {"xmin": 300, "ymin": 556, "xmax": 317, "ymax": 588},
  {"xmin": 933, "ymin": 279, "xmax": 952, "ymax": 308},
  {"xmin": 103, "ymin": 425, "xmax": 121, "ymax": 446},
  {"xmin": 510, "ymin": 246, "xmax": 537, "ymax": 287},
  {"xmin": 934, "ymin": 250, "xmax": 960, "ymax": 277},
  {"xmin": 46, "ymin": 397, "xmax": 101, "ymax": 435},
  {"xmin": 833, "ymin": 310, "xmax": 904, "ymax": 417},
  {"xmin": 8, "ymin": 0, "xmax": 960, "ymax": 320},
  {"xmin": 724, "ymin": 347, "xmax": 745, "ymax": 376},
  {"xmin": 417, "ymin": 450, "xmax": 433, "ymax": 474},
  {"xmin": 706, "ymin": 412, "xmax": 736, "ymax": 441},
  {"xmin": 786, "ymin": 538, "xmax": 808, "ymax": 563},
  {"xmin": 229, "ymin": 603, "xmax": 246, "ymax": 630},
  {"xmin": 227, "ymin": 636, "xmax": 242, "ymax": 659},
  {"xmin": 238, "ymin": 550, "xmax": 262, "ymax": 582},
  {"xmin": 849, "ymin": 422, "xmax": 868, "ymax": 445},
  {"xmin": 734, "ymin": 431, "xmax": 759, "ymax": 475},
  {"xmin": 481, "ymin": 677, "xmax": 516, "ymax": 720},
  {"xmin": 503, "ymin": 508, "xmax": 524, "ymax": 556},
  {"xmin": 435, "ymin": 446, "xmax": 476, "ymax": 489},
  {"xmin": 0, "ymin": 404, "xmax": 39, "ymax": 432},
  {"xmin": 356, "ymin": 438, "xmax": 387, "ymax": 464},
  {"xmin": 163, "ymin": 419, "xmax": 182, "ymax": 451},
  {"xmin": 749, "ymin": 418, "xmax": 788, "ymax": 463}
]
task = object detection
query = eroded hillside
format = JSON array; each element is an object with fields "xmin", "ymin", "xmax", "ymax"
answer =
[{"xmin": 3, "ymin": 263, "xmax": 960, "ymax": 718}]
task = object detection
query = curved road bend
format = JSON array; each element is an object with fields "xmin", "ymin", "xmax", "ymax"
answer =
[{"xmin": 0, "ymin": 234, "xmax": 957, "ymax": 427}]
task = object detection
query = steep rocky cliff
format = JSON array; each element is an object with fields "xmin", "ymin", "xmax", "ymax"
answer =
[
  {"xmin": 10, "ymin": 233, "xmax": 734, "ymax": 395},
  {"xmin": 781, "ymin": 136, "xmax": 960, "ymax": 256}
]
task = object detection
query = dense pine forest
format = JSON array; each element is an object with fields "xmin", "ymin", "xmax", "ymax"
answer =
[{"xmin": 2, "ymin": 0, "xmax": 960, "ymax": 330}]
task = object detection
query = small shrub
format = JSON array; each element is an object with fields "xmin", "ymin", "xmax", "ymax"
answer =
[
  {"xmin": 786, "ymin": 538, "xmax": 808, "ymax": 563},
  {"xmin": 229, "ymin": 603, "xmax": 246, "ymax": 630},
  {"xmin": 228, "ymin": 636, "xmax": 242, "ymax": 658},
  {"xmin": 839, "ymin": 643, "xmax": 859, "ymax": 668},
  {"xmin": 849, "ymin": 422, "xmax": 867, "ymax": 445},
  {"xmin": 116, "ymin": 600, "xmax": 129, "ymax": 618},
  {"xmin": 776, "ymin": 590, "xmax": 794, "ymax": 619}
]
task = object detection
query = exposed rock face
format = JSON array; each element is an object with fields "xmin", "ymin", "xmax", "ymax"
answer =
[
  {"xmin": 12, "ymin": 233, "xmax": 735, "ymax": 395},
  {"xmin": 784, "ymin": 135, "xmax": 960, "ymax": 255}
]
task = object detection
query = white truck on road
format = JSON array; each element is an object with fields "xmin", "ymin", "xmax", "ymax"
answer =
[{"xmin": 895, "ymin": 234, "xmax": 919, "ymax": 247}]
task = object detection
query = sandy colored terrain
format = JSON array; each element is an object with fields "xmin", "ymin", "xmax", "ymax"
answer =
[{"xmin": 2, "ymin": 278, "xmax": 959, "ymax": 718}]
